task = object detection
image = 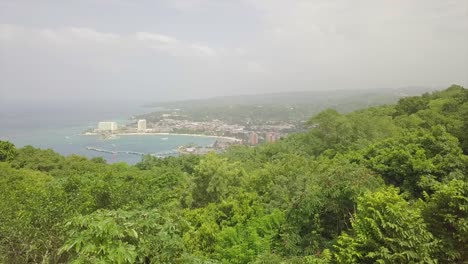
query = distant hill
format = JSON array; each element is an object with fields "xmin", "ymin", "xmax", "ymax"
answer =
[
  {"xmin": 145, "ymin": 87, "xmax": 437, "ymax": 110},
  {"xmin": 138, "ymin": 87, "xmax": 438, "ymax": 124}
]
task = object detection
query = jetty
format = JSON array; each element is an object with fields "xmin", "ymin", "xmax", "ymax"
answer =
[{"xmin": 86, "ymin": 146, "xmax": 178, "ymax": 158}]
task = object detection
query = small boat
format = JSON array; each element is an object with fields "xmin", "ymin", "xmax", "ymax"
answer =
[
  {"xmin": 161, "ymin": 137, "xmax": 169, "ymax": 140},
  {"xmin": 64, "ymin": 136, "xmax": 70, "ymax": 139}
]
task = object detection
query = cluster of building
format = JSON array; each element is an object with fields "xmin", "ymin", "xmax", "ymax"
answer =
[
  {"xmin": 147, "ymin": 118, "xmax": 245, "ymax": 135},
  {"xmin": 249, "ymin": 123, "xmax": 296, "ymax": 132},
  {"xmin": 97, "ymin": 121, "xmax": 118, "ymax": 131},
  {"xmin": 178, "ymin": 138, "xmax": 242, "ymax": 155},
  {"xmin": 93, "ymin": 117, "xmax": 286, "ymax": 153},
  {"xmin": 95, "ymin": 119, "xmax": 148, "ymax": 133},
  {"xmin": 248, "ymin": 131, "xmax": 281, "ymax": 145}
]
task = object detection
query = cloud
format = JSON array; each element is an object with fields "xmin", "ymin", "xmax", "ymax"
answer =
[
  {"xmin": 135, "ymin": 32, "xmax": 178, "ymax": 44},
  {"xmin": 0, "ymin": 24, "xmax": 220, "ymax": 58},
  {"xmin": 0, "ymin": 0, "xmax": 467, "ymax": 102},
  {"xmin": 246, "ymin": 61, "xmax": 268, "ymax": 74},
  {"xmin": 135, "ymin": 31, "xmax": 183, "ymax": 55},
  {"xmin": 0, "ymin": 24, "xmax": 19, "ymax": 41},
  {"xmin": 0, "ymin": 23, "xmax": 231, "ymax": 101},
  {"xmin": 68, "ymin": 27, "xmax": 120, "ymax": 43},
  {"xmin": 240, "ymin": 0, "xmax": 468, "ymax": 88},
  {"xmin": 190, "ymin": 43, "xmax": 216, "ymax": 56},
  {"xmin": 167, "ymin": 0, "xmax": 207, "ymax": 10}
]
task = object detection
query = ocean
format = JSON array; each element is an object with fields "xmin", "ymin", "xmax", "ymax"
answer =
[{"xmin": 0, "ymin": 101, "xmax": 216, "ymax": 164}]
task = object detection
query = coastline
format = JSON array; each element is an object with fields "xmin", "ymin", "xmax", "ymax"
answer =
[{"xmin": 83, "ymin": 132, "xmax": 240, "ymax": 142}]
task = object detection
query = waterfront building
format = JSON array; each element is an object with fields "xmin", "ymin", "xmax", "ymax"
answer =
[
  {"xmin": 249, "ymin": 132, "xmax": 259, "ymax": 145},
  {"xmin": 137, "ymin": 119, "xmax": 147, "ymax": 132},
  {"xmin": 97, "ymin": 121, "xmax": 118, "ymax": 131},
  {"xmin": 266, "ymin": 132, "xmax": 279, "ymax": 143}
]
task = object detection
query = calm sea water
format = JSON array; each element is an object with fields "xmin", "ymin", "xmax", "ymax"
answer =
[{"xmin": 0, "ymin": 101, "xmax": 216, "ymax": 164}]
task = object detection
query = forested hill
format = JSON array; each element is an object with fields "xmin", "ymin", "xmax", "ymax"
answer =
[
  {"xmin": 145, "ymin": 86, "xmax": 434, "ymax": 108},
  {"xmin": 140, "ymin": 86, "xmax": 436, "ymax": 124},
  {"xmin": 1, "ymin": 85, "xmax": 467, "ymax": 263}
]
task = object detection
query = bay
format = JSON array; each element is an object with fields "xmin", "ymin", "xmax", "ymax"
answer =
[{"xmin": 0, "ymin": 101, "xmax": 216, "ymax": 164}]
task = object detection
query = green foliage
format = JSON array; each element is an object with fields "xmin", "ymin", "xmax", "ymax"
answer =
[
  {"xmin": 360, "ymin": 126, "xmax": 467, "ymax": 196},
  {"xmin": 273, "ymin": 157, "xmax": 383, "ymax": 256},
  {"xmin": 394, "ymin": 95, "xmax": 429, "ymax": 115},
  {"xmin": 333, "ymin": 187, "xmax": 438, "ymax": 263},
  {"xmin": 0, "ymin": 163, "xmax": 68, "ymax": 263},
  {"xmin": 300, "ymin": 106, "xmax": 400, "ymax": 156},
  {"xmin": 0, "ymin": 140, "xmax": 17, "ymax": 161},
  {"xmin": 136, "ymin": 154, "xmax": 201, "ymax": 174},
  {"xmin": 183, "ymin": 192, "xmax": 284, "ymax": 263},
  {"xmin": 0, "ymin": 85, "xmax": 467, "ymax": 263},
  {"xmin": 422, "ymin": 179, "xmax": 468, "ymax": 262},
  {"xmin": 60, "ymin": 209, "xmax": 184, "ymax": 263},
  {"xmin": 10, "ymin": 145, "xmax": 65, "ymax": 172},
  {"xmin": 393, "ymin": 84, "xmax": 468, "ymax": 154},
  {"xmin": 306, "ymin": 109, "xmax": 353, "ymax": 155},
  {"xmin": 186, "ymin": 153, "xmax": 245, "ymax": 208}
]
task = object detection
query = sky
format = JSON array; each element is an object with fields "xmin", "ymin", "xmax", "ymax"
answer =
[{"xmin": 0, "ymin": 0, "xmax": 467, "ymax": 103}]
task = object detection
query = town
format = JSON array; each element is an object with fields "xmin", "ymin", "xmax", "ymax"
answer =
[{"xmin": 87, "ymin": 112, "xmax": 297, "ymax": 155}]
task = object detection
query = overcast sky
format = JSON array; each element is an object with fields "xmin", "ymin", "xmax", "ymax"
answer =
[{"xmin": 0, "ymin": 0, "xmax": 467, "ymax": 103}]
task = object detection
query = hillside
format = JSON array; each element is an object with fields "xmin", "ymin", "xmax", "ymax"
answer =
[
  {"xmin": 138, "ymin": 87, "xmax": 437, "ymax": 126},
  {"xmin": 146, "ymin": 87, "xmax": 435, "ymax": 108},
  {"xmin": 0, "ymin": 85, "xmax": 467, "ymax": 263}
]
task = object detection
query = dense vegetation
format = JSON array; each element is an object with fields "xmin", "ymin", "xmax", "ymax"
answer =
[{"xmin": 1, "ymin": 85, "xmax": 467, "ymax": 263}]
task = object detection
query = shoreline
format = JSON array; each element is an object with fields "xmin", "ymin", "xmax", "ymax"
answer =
[{"xmin": 83, "ymin": 132, "xmax": 240, "ymax": 142}]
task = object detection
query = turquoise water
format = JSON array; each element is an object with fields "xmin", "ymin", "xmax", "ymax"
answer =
[
  {"xmin": 0, "ymin": 102, "xmax": 216, "ymax": 164},
  {"xmin": 6, "ymin": 131, "xmax": 215, "ymax": 164}
]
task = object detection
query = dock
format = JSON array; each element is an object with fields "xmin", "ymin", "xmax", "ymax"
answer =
[{"xmin": 86, "ymin": 146, "xmax": 179, "ymax": 158}]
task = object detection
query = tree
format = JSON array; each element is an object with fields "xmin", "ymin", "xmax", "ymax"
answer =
[
  {"xmin": 422, "ymin": 179, "xmax": 468, "ymax": 263},
  {"xmin": 361, "ymin": 126, "xmax": 467, "ymax": 197},
  {"xmin": 275, "ymin": 157, "xmax": 383, "ymax": 256},
  {"xmin": 333, "ymin": 187, "xmax": 438, "ymax": 263},
  {"xmin": 305, "ymin": 109, "xmax": 353, "ymax": 155},
  {"xmin": 394, "ymin": 95, "xmax": 429, "ymax": 116},
  {"xmin": 60, "ymin": 209, "xmax": 184, "ymax": 263},
  {"xmin": 10, "ymin": 145, "xmax": 64, "ymax": 172},
  {"xmin": 186, "ymin": 153, "xmax": 245, "ymax": 208},
  {"xmin": 0, "ymin": 163, "xmax": 67, "ymax": 263},
  {"xmin": 0, "ymin": 141, "xmax": 17, "ymax": 162}
]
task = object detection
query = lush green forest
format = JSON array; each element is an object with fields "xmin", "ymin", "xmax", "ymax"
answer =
[
  {"xmin": 1, "ymin": 85, "xmax": 467, "ymax": 263},
  {"xmin": 139, "ymin": 87, "xmax": 434, "ymax": 124}
]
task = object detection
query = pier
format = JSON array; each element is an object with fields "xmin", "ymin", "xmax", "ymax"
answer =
[{"xmin": 86, "ymin": 146, "xmax": 179, "ymax": 157}]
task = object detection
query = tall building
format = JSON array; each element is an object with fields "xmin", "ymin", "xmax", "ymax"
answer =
[
  {"xmin": 266, "ymin": 132, "xmax": 278, "ymax": 143},
  {"xmin": 97, "ymin": 121, "xmax": 118, "ymax": 131},
  {"xmin": 249, "ymin": 132, "xmax": 258, "ymax": 145},
  {"xmin": 137, "ymin": 119, "xmax": 147, "ymax": 132}
]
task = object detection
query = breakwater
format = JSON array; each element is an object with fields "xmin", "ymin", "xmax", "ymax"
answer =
[{"xmin": 86, "ymin": 146, "xmax": 179, "ymax": 157}]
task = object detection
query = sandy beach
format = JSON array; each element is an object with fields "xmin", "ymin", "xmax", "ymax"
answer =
[{"xmin": 84, "ymin": 132, "xmax": 240, "ymax": 142}]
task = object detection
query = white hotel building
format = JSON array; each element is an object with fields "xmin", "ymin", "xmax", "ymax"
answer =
[
  {"xmin": 137, "ymin": 119, "xmax": 147, "ymax": 132},
  {"xmin": 97, "ymin": 121, "xmax": 118, "ymax": 131}
]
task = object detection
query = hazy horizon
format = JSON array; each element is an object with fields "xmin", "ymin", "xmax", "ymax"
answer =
[
  {"xmin": 0, "ymin": 84, "xmax": 443, "ymax": 107},
  {"xmin": 1, "ymin": 0, "xmax": 467, "ymax": 104}
]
